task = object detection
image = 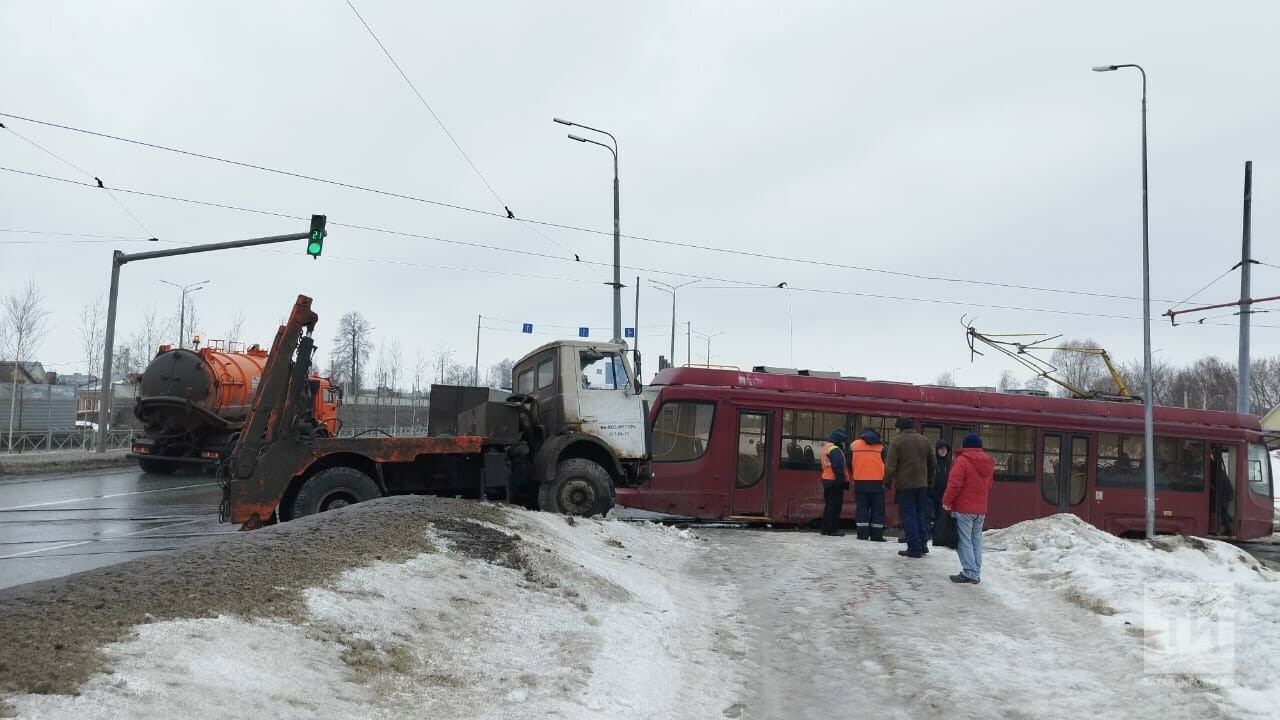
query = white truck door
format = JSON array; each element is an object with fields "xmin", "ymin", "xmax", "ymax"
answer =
[{"xmin": 575, "ymin": 348, "xmax": 647, "ymax": 460}]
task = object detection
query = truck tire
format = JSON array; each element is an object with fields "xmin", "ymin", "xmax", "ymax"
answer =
[
  {"xmin": 137, "ymin": 457, "xmax": 179, "ymax": 475},
  {"xmin": 290, "ymin": 466, "xmax": 381, "ymax": 519},
  {"xmin": 538, "ymin": 458, "xmax": 615, "ymax": 517}
]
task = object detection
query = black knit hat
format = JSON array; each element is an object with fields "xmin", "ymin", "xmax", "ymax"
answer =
[{"xmin": 894, "ymin": 417, "xmax": 914, "ymax": 430}]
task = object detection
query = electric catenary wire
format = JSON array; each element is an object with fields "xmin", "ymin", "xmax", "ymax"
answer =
[
  {"xmin": 1, "ymin": 121, "xmax": 158, "ymax": 240},
  {"xmin": 0, "ymin": 111, "xmax": 1175, "ymax": 305},
  {"xmin": 9, "ymin": 164, "xmax": 1280, "ymax": 328}
]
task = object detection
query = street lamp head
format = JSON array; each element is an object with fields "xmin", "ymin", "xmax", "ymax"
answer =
[
  {"xmin": 1092, "ymin": 65, "xmax": 1118, "ymax": 72},
  {"xmin": 567, "ymin": 133, "xmax": 589, "ymax": 143},
  {"xmin": 553, "ymin": 117, "xmax": 573, "ymax": 126}
]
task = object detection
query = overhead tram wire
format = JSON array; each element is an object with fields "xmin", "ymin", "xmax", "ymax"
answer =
[
  {"xmin": 1, "ymin": 122, "xmax": 158, "ymax": 240},
  {"xmin": 0, "ymin": 229, "xmax": 151, "ymax": 240},
  {"xmin": 341, "ymin": 1, "xmax": 595, "ymax": 275},
  {"xmin": 9, "ymin": 164, "xmax": 1280, "ymax": 329},
  {"xmin": 0, "ymin": 111, "xmax": 1179, "ymax": 305}
]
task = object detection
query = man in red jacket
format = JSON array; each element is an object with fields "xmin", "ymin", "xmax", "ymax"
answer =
[{"xmin": 942, "ymin": 433, "xmax": 996, "ymax": 584}]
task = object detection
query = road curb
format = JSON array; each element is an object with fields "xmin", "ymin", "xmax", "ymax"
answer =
[{"xmin": 0, "ymin": 453, "xmax": 135, "ymax": 478}]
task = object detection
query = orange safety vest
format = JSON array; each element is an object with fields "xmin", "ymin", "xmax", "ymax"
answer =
[
  {"xmin": 851, "ymin": 438, "xmax": 885, "ymax": 482},
  {"xmin": 820, "ymin": 442, "xmax": 841, "ymax": 480}
]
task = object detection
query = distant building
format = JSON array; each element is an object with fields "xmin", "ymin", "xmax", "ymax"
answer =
[{"xmin": 0, "ymin": 361, "xmax": 48, "ymax": 385}]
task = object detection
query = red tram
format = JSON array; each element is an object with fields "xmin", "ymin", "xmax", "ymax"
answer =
[{"xmin": 622, "ymin": 366, "xmax": 1275, "ymax": 540}]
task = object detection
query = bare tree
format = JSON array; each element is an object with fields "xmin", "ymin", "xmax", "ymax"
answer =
[
  {"xmin": 1048, "ymin": 338, "xmax": 1109, "ymax": 397},
  {"xmin": 225, "ymin": 310, "xmax": 247, "ymax": 345},
  {"xmin": 487, "ymin": 358, "xmax": 516, "ymax": 389},
  {"xmin": 79, "ymin": 296, "xmax": 105, "ymax": 381},
  {"xmin": 433, "ymin": 343, "xmax": 455, "ymax": 385},
  {"xmin": 934, "ymin": 371, "xmax": 956, "ymax": 387},
  {"xmin": 1116, "ymin": 356, "xmax": 1176, "ymax": 406},
  {"xmin": 444, "ymin": 362, "xmax": 472, "ymax": 386},
  {"xmin": 127, "ymin": 306, "xmax": 173, "ymax": 374},
  {"xmin": 330, "ymin": 312, "xmax": 375, "ymax": 397},
  {"xmin": 1250, "ymin": 355, "xmax": 1280, "ymax": 416},
  {"xmin": 1025, "ymin": 375, "xmax": 1049, "ymax": 392},
  {"xmin": 171, "ymin": 295, "xmax": 200, "ymax": 348},
  {"xmin": 997, "ymin": 370, "xmax": 1018, "ymax": 392},
  {"xmin": 2, "ymin": 279, "xmax": 51, "ymax": 448}
]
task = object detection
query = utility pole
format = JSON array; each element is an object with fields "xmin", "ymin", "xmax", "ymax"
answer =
[
  {"xmin": 96, "ymin": 219, "xmax": 325, "ymax": 452},
  {"xmin": 686, "ymin": 321, "xmax": 691, "ymax": 367},
  {"xmin": 1238, "ymin": 161, "xmax": 1253, "ymax": 414},
  {"xmin": 474, "ymin": 314, "xmax": 481, "ymax": 386}
]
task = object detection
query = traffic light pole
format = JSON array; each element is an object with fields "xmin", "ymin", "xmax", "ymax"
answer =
[{"xmin": 95, "ymin": 218, "xmax": 324, "ymax": 452}]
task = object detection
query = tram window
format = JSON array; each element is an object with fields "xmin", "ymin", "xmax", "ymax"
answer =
[
  {"xmin": 1068, "ymin": 437, "xmax": 1089, "ymax": 504},
  {"xmin": 853, "ymin": 414, "xmax": 897, "ymax": 442},
  {"xmin": 977, "ymin": 423, "xmax": 1035, "ymax": 482},
  {"xmin": 1248, "ymin": 443, "xmax": 1272, "ymax": 496},
  {"xmin": 782, "ymin": 409, "xmax": 850, "ymax": 470},
  {"xmin": 1041, "ymin": 439, "xmax": 1062, "ymax": 505},
  {"xmin": 1097, "ymin": 433, "xmax": 1204, "ymax": 491},
  {"xmin": 652, "ymin": 401, "xmax": 715, "ymax": 463}
]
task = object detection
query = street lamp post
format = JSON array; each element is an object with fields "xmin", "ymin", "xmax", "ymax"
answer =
[
  {"xmin": 158, "ymin": 279, "xmax": 209, "ymax": 350},
  {"xmin": 1093, "ymin": 62, "xmax": 1155, "ymax": 539},
  {"xmin": 649, "ymin": 279, "xmax": 698, "ymax": 367},
  {"xmin": 693, "ymin": 330, "xmax": 727, "ymax": 365},
  {"xmin": 555, "ymin": 117, "xmax": 622, "ymax": 343}
]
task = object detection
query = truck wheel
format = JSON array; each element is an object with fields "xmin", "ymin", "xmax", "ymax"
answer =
[
  {"xmin": 290, "ymin": 467, "xmax": 381, "ymax": 519},
  {"xmin": 538, "ymin": 458, "xmax": 615, "ymax": 517},
  {"xmin": 137, "ymin": 457, "xmax": 179, "ymax": 475}
]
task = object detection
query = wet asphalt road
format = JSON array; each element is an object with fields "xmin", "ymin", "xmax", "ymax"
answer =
[{"xmin": 0, "ymin": 467, "xmax": 229, "ymax": 591}]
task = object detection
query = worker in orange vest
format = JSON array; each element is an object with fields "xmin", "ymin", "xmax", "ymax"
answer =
[
  {"xmin": 851, "ymin": 427, "xmax": 888, "ymax": 541},
  {"xmin": 818, "ymin": 428, "xmax": 849, "ymax": 536}
]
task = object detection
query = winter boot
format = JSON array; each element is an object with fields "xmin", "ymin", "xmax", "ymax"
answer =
[
  {"xmin": 856, "ymin": 526, "xmax": 870, "ymax": 540},
  {"xmin": 869, "ymin": 527, "xmax": 886, "ymax": 542}
]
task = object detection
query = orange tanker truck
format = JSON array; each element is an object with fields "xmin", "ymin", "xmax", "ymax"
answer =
[{"xmin": 129, "ymin": 340, "xmax": 340, "ymax": 473}]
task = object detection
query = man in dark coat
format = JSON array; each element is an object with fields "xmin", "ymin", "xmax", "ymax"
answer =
[
  {"xmin": 929, "ymin": 440, "xmax": 953, "ymax": 545},
  {"xmin": 883, "ymin": 417, "xmax": 936, "ymax": 558}
]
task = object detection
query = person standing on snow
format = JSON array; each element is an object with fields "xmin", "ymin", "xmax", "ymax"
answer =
[
  {"xmin": 850, "ymin": 427, "xmax": 888, "ymax": 541},
  {"xmin": 929, "ymin": 440, "xmax": 954, "ymax": 545},
  {"xmin": 883, "ymin": 417, "xmax": 936, "ymax": 558},
  {"xmin": 819, "ymin": 428, "xmax": 850, "ymax": 537},
  {"xmin": 943, "ymin": 433, "xmax": 996, "ymax": 584}
]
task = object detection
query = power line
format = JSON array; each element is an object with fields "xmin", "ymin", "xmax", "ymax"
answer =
[
  {"xmin": 10, "ymin": 163, "xmax": 1280, "ymax": 327},
  {"xmin": 1, "ymin": 121, "xmax": 158, "ymax": 239},
  {"xmin": 0, "ymin": 229, "xmax": 151, "ymax": 240},
  {"xmin": 0, "ymin": 111, "xmax": 1181, "ymax": 304}
]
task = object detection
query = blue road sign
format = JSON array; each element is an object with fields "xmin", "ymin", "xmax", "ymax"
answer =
[
  {"xmin": 522, "ymin": 323, "xmax": 533, "ymax": 334},
  {"xmin": 579, "ymin": 327, "xmax": 590, "ymax": 338},
  {"xmin": 624, "ymin": 327, "xmax": 635, "ymax": 338}
]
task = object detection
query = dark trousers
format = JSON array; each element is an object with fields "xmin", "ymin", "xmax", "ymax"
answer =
[
  {"xmin": 854, "ymin": 485, "xmax": 885, "ymax": 533},
  {"xmin": 821, "ymin": 480, "xmax": 846, "ymax": 533},
  {"xmin": 898, "ymin": 487, "xmax": 929, "ymax": 554}
]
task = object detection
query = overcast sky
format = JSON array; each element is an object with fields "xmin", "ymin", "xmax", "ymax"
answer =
[{"xmin": 3, "ymin": 1, "xmax": 1279, "ymax": 389}]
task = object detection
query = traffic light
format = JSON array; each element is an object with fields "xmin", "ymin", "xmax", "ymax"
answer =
[{"xmin": 307, "ymin": 214, "xmax": 327, "ymax": 259}]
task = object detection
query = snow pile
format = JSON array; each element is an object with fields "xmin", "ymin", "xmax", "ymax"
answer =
[
  {"xmin": 6, "ymin": 508, "xmax": 741, "ymax": 720},
  {"xmin": 986, "ymin": 514, "xmax": 1280, "ymax": 716}
]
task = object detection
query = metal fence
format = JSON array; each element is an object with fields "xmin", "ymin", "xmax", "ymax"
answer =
[{"xmin": 1, "ymin": 429, "xmax": 134, "ymax": 453}]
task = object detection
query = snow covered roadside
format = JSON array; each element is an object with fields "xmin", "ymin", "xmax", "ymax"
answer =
[
  {"xmin": 985, "ymin": 515, "xmax": 1280, "ymax": 716},
  {"xmin": 3, "ymin": 501, "xmax": 744, "ymax": 719}
]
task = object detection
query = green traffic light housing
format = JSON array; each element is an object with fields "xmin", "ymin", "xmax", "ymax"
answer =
[{"xmin": 307, "ymin": 214, "xmax": 327, "ymax": 259}]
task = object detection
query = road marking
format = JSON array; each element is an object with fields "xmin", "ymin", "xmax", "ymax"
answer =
[
  {"xmin": 0, "ymin": 482, "xmax": 221, "ymax": 511},
  {"xmin": 0, "ymin": 518, "xmax": 204, "ymax": 559}
]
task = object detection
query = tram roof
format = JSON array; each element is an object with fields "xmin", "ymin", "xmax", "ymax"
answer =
[{"xmin": 648, "ymin": 366, "xmax": 1262, "ymax": 431}]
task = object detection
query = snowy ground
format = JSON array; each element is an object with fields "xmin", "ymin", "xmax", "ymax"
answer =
[{"xmin": 2, "ymin": 501, "xmax": 1277, "ymax": 719}]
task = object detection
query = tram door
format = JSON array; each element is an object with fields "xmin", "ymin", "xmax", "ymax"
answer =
[
  {"xmin": 730, "ymin": 410, "xmax": 773, "ymax": 517},
  {"xmin": 1039, "ymin": 433, "xmax": 1090, "ymax": 521}
]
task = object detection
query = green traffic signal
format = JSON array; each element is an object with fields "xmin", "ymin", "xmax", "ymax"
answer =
[{"xmin": 307, "ymin": 214, "xmax": 327, "ymax": 259}]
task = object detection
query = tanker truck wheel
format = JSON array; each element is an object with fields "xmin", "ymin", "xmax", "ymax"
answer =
[
  {"xmin": 290, "ymin": 467, "xmax": 381, "ymax": 519},
  {"xmin": 137, "ymin": 457, "xmax": 179, "ymax": 475},
  {"xmin": 538, "ymin": 458, "xmax": 615, "ymax": 517}
]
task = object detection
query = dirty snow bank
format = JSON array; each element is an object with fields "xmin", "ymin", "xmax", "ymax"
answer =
[
  {"xmin": 986, "ymin": 514, "xmax": 1280, "ymax": 717},
  {"xmin": 6, "ymin": 506, "xmax": 739, "ymax": 720}
]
